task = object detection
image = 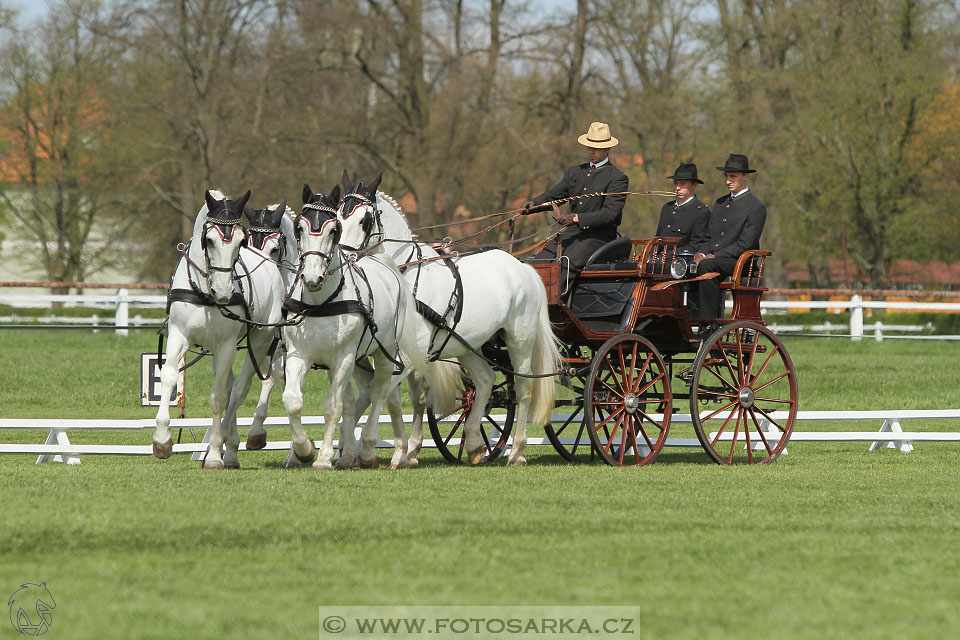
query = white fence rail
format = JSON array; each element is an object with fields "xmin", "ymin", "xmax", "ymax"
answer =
[
  {"xmin": 2, "ymin": 410, "xmax": 958, "ymax": 464},
  {"xmin": 2, "ymin": 290, "xmax": 959, "ymax": 339}
]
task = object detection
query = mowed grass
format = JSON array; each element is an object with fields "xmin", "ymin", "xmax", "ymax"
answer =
[{"xmin": 1, "ymin": 330, "xmax": 959, "ymax": 639}]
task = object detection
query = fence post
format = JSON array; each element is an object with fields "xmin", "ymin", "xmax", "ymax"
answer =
[
  {"xmin": 874, "ymin": 321, "xmax": 884, "ymax": 342},
  {"xmin": 115, "ymin": 288, "xmax": 129, "ymax": 337},
  {"xmin": 850, "ymin": 294, "xmax": 863, "ymax": 342}
]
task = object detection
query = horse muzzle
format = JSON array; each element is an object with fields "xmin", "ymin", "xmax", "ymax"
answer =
[{"xmin": 304, "ymin": 274, "xmax": 325, "ymax": 292}]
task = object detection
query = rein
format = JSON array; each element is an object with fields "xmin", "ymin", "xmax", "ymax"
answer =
[{"xmin": 410, "ymin": 190, "xmax": 675, "ymax": 232}]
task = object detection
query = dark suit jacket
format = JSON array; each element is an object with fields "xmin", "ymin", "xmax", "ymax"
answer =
[
  {"xmin": 698, "ymin": 189, "xmax": 766, "ymax": 260},
  {"xmin": 655, "ymin": 196, "xmax": 709, "ymax": 251},
  {"xmin": 531, "ymin": 161, "xmax": 629, "ymax": 243}
]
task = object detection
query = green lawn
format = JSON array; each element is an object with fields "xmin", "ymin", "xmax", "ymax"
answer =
[{"xmin": 1, "ymin": 330, "xmax": 958, "ymax": 639}]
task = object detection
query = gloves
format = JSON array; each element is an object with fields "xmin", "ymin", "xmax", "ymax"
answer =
[
  {"xmin": 521, "ymin": 200, "xmax": 550, "ymax": 215},
  {"xmin": 554, "ymin": 212, "xmax": 577, "ymax": 226}
]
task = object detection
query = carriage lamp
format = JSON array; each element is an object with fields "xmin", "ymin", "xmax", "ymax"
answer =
[{"xmin": 670, "ymin": 253, "xmax": 698, "ymax": 279}]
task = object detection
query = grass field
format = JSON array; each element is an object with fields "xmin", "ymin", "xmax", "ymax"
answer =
[{"xmin": 1, "ymin": 330, "xmax": 959, "ymax": 639}]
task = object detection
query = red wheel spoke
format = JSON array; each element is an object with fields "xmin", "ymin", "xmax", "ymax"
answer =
[
  {"xmin": 595, "ymin": 367, "xmax": 625, "ymax": 399},
  {"xmin": 748, "ymin": 344, "xmax": 781, "ymax": 386},
  {"xmin": 726, "ymin": 407, "xmax": 744, "ymax": 463},
  {"xmin": 752, "ymin": 405, "xmax": 789, "ymax": 432},
  {"xmin": 700, "ymin": 398, "xmax": 740, "ymax": 423},
  {"xmin": 443, "ymin": 413, "xmax": 466, "ymax": 446},
  {"xmin": 747, "ymin": 408, "xmax": 775, "ymax": 454},
  {"xmin": 752, "ymin": 370, "xmax": 793, "ymax": 395},
  {"xmin": 718, "ymin": 344, "xmax": 743, "ymax": 390},
  {"xmin": 702, "ymin": 362, "xmax": 739, "ymax": 394},
  {"xmin": 752, "ymin": 394, "xmax": 795, "ymax": 405},
  {"xmin": 633, "ymin": 369, "xmax": 664, "ymax": 397},
  {"xmin": 618, "ymin": 416, "xmax": 628, "ymax": 465},
  {"xmin": 603, "ymin": 412, "xmax": 625, "ymax": 454},
  {"xmin": 735, "ymin": 330, "xmax": 746, "ymax": 385},
  {"xmin": 633, "ymin": 412, "xmax": 659, "ymax": 450},
  {"xmin": 743, "ymin": 333, "xmax": 761, "ymax": 384},
  {"xmin": 708, "ymin": 405, "xmax": 739, "ymax": 447},
  {"xmin": 596, "ymin": 406, "xmax": 624, "ymax": 432},
  {"xmin": 631, "ymin": 353, "xmax": 654, "ymax": 393},
  {"xmin": 618, "ymin": 347, "xmax": 630, "ymax": 390}
]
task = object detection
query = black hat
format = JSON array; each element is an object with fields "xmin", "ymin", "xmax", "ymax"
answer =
[
  {"xmin": 716, "ymin": 153, "xmax": 757, "ymax": 173},
  {"xmin": 666, "ymin": 163, "xmax": 703, "ymax": 184}
]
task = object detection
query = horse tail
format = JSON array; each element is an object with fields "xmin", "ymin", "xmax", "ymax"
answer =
[
  {"xmin": 393, "ymin": 264, "xmax": 461, "ymax": 416},
  {"xmin": 527, "ymin": 282, "xmax": 562, "ymax": 427}
]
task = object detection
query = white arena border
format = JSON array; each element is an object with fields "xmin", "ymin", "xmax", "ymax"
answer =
[{"xmin": 1, "ymin": 410, "xmax": 959, "ymax": 464}]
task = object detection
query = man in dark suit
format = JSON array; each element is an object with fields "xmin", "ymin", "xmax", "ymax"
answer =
[
  {"xmin": 522, "ymin": 121, "xmax": 629, "ymax": 280},
  {"xmin": 656, "ymin": 163, "xmax": 709, "ymax": 251},
  {"xmin": 694, "ymin": 153, "xmax": 767, "ymax": 321}
]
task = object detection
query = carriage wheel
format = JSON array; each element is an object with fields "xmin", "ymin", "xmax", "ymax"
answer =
[
  {"xmin": 584, "ymin": 334, "xmax": 672, "ymax": 467},
  {"xmin": 544, "ymin": 368, "xmax": 590, "ymax": 461},
  {"xmin": 690, "ymin": 322, "xmax": 798, "ymax": 465},
  {"xmin": 427, "ymin": 371, "xmax": 515, "ymax": 465}
]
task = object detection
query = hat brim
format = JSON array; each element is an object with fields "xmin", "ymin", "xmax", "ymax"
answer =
[
  {"xmin": 716, "ymin": 165, "xmax": 756, "ymax": 173},
  {"xmin": 578, "ymin": 134, "xmax": 618, "ymax": 149},
  {"xmin": 666, "ymin": 174, "xmax": 704, "ymax": 184}
]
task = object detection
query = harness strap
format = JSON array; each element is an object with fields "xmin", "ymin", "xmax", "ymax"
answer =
[{"xmin": 166, "ymin": 287, "xmax": 246, "ymax": 314}]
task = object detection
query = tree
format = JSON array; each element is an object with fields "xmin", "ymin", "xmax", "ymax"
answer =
[{"xmin": 0, "ymin": 0, "xmax": 138, "ymax": 290}]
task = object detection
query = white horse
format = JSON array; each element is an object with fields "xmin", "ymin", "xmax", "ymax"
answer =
[
  {"xmin": 153, "ymin": 189, "xmax": 285, "ymax": 470},
  {"xmin": 336, "ymin": 172, "xmax": 560, "ymax": 466},
  {"xmin": 281, "ymin": 187, "xmax": 459, "ymax": 470}
]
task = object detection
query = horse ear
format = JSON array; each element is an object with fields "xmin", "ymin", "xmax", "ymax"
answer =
[
  {"xmin": 302, "ymin": 183, "xmax": 312, "ymax": 204},
  {"xmin": 244, "ymin": 204, "xmax": 256, "ymax": 223},
  {"xmin": 204, "ymin": 189, "xmax": 217, "ymax": 212},
  {"xmin": 330, "ymin": 184, "xmax": 340, "ymax": 204},
  {"xmin": 235, "ymin": 190, "xmax": 251, "ymax": 212},
  {"xmin": 341, "ymin": 170, "xmax": 353, "ymax": 194},
  {"xmin": 272, "ymin": 198, "xmax": 287, "ymax": 224},
  {"xmin": 369, "ymin": 172, "xmax": 382, "ymax": 194}
]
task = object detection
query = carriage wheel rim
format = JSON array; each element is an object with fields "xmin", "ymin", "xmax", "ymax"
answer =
[
  {"xmin": 584, "ymin": 334, "xmax": 671, "ymax": 467},
  {"xmin": 690, "ymin": 321, "xmax": 798, "ymax": 465}
]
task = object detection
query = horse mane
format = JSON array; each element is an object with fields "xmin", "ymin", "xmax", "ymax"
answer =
[{"xmin": 375, "ymin": 190, "xmax": 416, "ymax": 241}]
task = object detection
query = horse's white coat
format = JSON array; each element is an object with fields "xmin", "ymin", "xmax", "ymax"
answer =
[
  {"xmin": 338, "ymin": 191, "xmax": 560, "ymax": 465},
  {"xmin": 280, "ymin": 212, "xmax": 459, "ymax": 470},
  {"xmin": 152, "ymin": 196, "xmax": 285, "ymax": 469}
]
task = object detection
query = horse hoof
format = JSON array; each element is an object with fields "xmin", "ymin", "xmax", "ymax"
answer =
[
  {"xmin": 152, "ymin": 441, "xmax": 173, "ymax": 459},
  {"xmin": 282, "ymin": 457, "xmax": 305, "ymax": 469},
  {"xmin": 312, "ymin": 461, "xmax": 333, "ymax": 471},
  {"xmin": 334, "ymin": 458, "xmax": 354, "ymax": 470},
  {"xmin": 506, "ymin": 456, "xmax": 527, "ymax": 467},
  {"xmin": 203, "ymin": 459, "xmax": 224, "ymax": 470},
  {"xmin": 223, "ymin": 459, "xmax": 241, "ymax": 470},
  {"xmin": 245, "ymin": 433, "xmax": 267, "ymax": 451},
  {"xmin": 294, "ymin": 441, "xmax": 317, "ymax": 464},
  {"xmin": 467, "ymin": 449, "xmax": 486, "ymax": 465},
  {"xmin": 357, "ymin": 456, "xmax": 379, "ymax": 469},
  {"xmin": 407, "ymin": 457, "xmax": 419, "ymax": 467}
]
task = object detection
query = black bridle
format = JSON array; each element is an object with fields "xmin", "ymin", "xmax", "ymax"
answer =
[{"xmin": 338, "ymin": 191, "xmax": 383, "ymax": 251}]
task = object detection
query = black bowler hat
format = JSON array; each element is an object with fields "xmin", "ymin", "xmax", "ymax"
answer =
[
  {"xmin": 666, "ymin": 163, "xmax": 703, "ymax": 184},
  {"xmin": 716, "ymin": 153, "xmax": 757, "ymax": 173}
]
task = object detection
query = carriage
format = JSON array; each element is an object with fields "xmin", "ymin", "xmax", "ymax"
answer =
[{"xmin": 425, "ymin": 235, "xmax": 799, "ymax": 466}]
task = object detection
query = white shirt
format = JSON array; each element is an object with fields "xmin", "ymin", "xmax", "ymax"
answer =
[
  {"xmin": 731, "ymin": 186, "xmax": 750, "ymax": 199},
  {"xmin": 589, "ymin": 157, "xmax": 610, "ymax": 171}
]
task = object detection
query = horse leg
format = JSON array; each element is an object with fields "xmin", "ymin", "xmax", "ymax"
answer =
[
  {"xmin": 204, "ymin": 346, "xmax": 237, "ymax": 470},
  {"xmin": 406, "ymin": 373, "xmax": 427, "ymax": 466},
  {"xmin": 247, "ymin": 344, "xmax": 283, "ymax": 451},
  {"xmin": 281, "ymin": 349, "xmax": 316, "ymax": 467},
  {"xmin": 356, "ymin": 354, "xmax": 404, "ymax": 469},
  {"xmin": 153, "ymin": 329, "xmax": 189, "ymax": 459},
  {"xmin": 386, "ymin": 379, "xmax": 409, "ymax": 470},
  {"xmin": 458, "ymin": 353, "xmax": 495, "ymax": 465},
  {"xmin": 220, "ymin": 330, "xmax": 274, "ymax": 468},
  {"xmin": 504, "ymin": 345, "xmax": 534, "ymax": 467},
  {"xmin": 334, "ymin": 370, "xmax": 359, "ymax": 470},
  {"xmin": 314, "ymin": 354, "xmax": 355, "ymax": 471}
]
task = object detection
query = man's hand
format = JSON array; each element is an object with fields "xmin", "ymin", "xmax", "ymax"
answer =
[
  {"xmin": 693, "ymin": 252, "xmax": 714, "ymax": 264},
  {"xmin": 554, "ymin": 212, "xmax": 577, "ymax": 226},
  {"xmin": 521, "ymin": 200, "xmax": 537, "ymax": 214}
]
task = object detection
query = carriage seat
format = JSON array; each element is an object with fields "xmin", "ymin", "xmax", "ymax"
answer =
[{"xmin": 581, "ymin": 237, "xmax": 635, "ymax": 271}]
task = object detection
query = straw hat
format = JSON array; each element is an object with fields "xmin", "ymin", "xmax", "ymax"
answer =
[{"xmin": 577, "ymin": 121, "xmax": 619, "ymax": 149}]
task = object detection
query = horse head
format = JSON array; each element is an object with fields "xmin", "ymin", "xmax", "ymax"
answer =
[
  {"xmin": 298, "ymin": 183, "xmax": 342, "ymax": 292},
  {"xmin": 202, "ymin": 189, "xmax": 250, "ymax": 304},
  {"xmin": 245, "ymin": 197, "xmax": 287, "ymax": 260},
  {"xmin": 337, "ymin": 170, "xmax": 382, "ymax": 251}
]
